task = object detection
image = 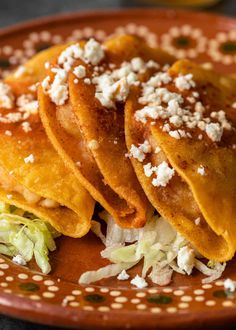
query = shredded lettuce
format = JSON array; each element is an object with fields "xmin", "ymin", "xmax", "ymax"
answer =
[
  {"xmin": 0, "ymin": 202, "xmax": 59, "ymax": 274},
  {"xmin": 80, "ymin": 212, "xmax": 225, "ymax": 286}
]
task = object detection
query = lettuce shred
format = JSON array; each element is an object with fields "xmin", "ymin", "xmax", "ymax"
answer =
[
  {"xmin": 0, "ymin": 202, "xmax": 59, "ymax": 274},
  {"xmin": 79, "ymin": 212, "xmax": 225, "ymax": 286}
]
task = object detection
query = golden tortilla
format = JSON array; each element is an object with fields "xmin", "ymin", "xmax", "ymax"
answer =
[
  {"xmin": 125, "ymin": 59, "xmax": 236, "ymax": 261},
  {"xmin": 39, "ymin": 35, "xmax": 175, "ymax": 228},
  {"xmin": 0, "ymin": 47, "xmax": 94, "ymax": 237}
]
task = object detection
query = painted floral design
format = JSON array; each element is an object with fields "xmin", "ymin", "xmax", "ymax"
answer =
[
  {"xmin": 114, "ymin": 23, "xmax": 158, "ymax": 47},
  {"xmin": 160, "ymin": 25, "xmax": 207, "ymax": 59},
  {"xmin": 208, "ymin": 31, "xmax": 236, "ymax": 65}
]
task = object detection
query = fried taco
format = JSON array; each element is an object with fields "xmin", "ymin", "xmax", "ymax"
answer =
[
  {"xmin": 125, "ymin": 58, "xmax": 236, "ymax": 262},
  {"xmin": 0, "ymin": 46, "xmax": 94, "ymax": 262},
  {"xmin": 39, "ymin": 35, "xmax": 175, "ymax": 229}
]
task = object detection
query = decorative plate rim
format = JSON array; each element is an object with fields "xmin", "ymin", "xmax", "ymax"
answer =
[
  {"xmin": 0, "ymin": 7, "xmax": 236, "ymax": 39},
  {"xmin": 0, "ymin": 8, "xmax": 236, "ymax": 330}
]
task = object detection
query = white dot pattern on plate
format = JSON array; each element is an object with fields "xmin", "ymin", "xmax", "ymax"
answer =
[
  {"xmin": 195, "ymin": 296, "xmax": 205, "ymax": 302},
  {"xmin": 0, "ymin": 283, "xmax": 8, "ymax": 287},
  {"xmin": 0, "ymin": 264, "xmax": 9, "ymax": 270},
  {"xmin": 174, "ymin": 290, "xmax": 184, "ymax": 296},
  {"xmin": 114, "ymin": 296, "xmax": 128, "ymax": 303},
  {"xmin": 151, "ymin": 307, "xmax": 162, "ymax": 313},
  {"xmin": 30, "ymin": 295, "xmax": 41, "ymax": 301},
  {"xmin": 111, "ymin": 303, "xmax": 123, "ymax": 309},
  {"xmin": 136, "ymin": 292, "xmax": 146, "ymax": 298},
  {"xmin": 166, "ymin": 307, "xmax": 177, "ymax": 313},
  {"xmin": 42, "ymin": 292, "xmax": 55, "ymax": 298},
  {"xmin": 0, "ymin": 22, "xmax": 235, "ymax": 316},
  {"xmin": 205, "ymin": 300, "xmax": 216, "ymax": 306},
  {"xmin": 48, "ymin": 286, "xmax": 59, "ymax": 292},
  {"xmin": 70, "ymin": 301, "xmax": 80, "ymax": 307},
  {"xmin": 44, "ymin": 280, "xmax": 55, "ymax": 286},
  {"xmin": 162, "ymin": 288, "xmax": 173, "ymax": 293},
  {"xmin": 85, "ymin": 287, "xmax": 95, "ymax": 293},
  {"xmin": 72, "ymin": 290, "xmax": 82, "ymax": 295},
  {"xmin": 110, "ymin": 290, "xmax": 121, "ymax": 297},
  {"xmin": 100, "ymin": 288, "xmax": 109, "ymax": 293},
  {"xmin": 222, "ymin": 301, "xmax": 234, "ymax": 307},
  {"xmin": 32, "ymin": 275, "xmax": 43, "ymax": 281},
  {"xmin": 178, "ymin": 303, "xmax": 189, "ymax": 309},
  {"xmin": 18, "ymin": 273, "xmax": 28, "ymax": 280},
  {"xmin": 194, "ymin": 289, "xmax": 205, "ymax": 295},
  {"xmin": 64, "ymin": 295, "xmax": 75, "ymax": 301},
  {"xmin": 5, "ymin": 276, "xmax": 13, "ymax": 282},
  {"xmin": 181, "ymin": 296, "xmax": 193, "ymax": 302},
  {"xmin": 148, "ymin": 288, "xmax": 158, "ymax": 294},
  {"xmin": 136, "ymin": 304, "xmax": 147, "ymax": 310},
  {"xmin": 98, "ymin": 306, "xmax": 110, "ymax": 312}
]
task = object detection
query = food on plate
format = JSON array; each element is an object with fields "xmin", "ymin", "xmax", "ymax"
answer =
[
  {"xmin": 125, "ymin": 58, "xmax": 236, "ymax": 262},
  {"xmin": 39, "ymin": 35, "xmax": 175, "ymax": 228},
  {"xmin": 0, "ymin": 46, "xmax": 95, "ymax": 272},
  {"xmin": 0, "ymin": 34, "xmax": 235, "ymax": 286}
]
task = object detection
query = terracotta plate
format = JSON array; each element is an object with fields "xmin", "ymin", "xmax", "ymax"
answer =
[{"xmin": 0, "ymin": 9, "xmax": 236, "ymax": 330}]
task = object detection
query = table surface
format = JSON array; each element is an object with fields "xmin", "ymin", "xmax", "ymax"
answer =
[{"xmin": 0, "ymin": 0, "xmax": 236, "ymax": 329}]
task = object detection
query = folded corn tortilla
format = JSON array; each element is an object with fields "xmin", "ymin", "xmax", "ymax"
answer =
[
  {"xmin": 39, "ymin": 35, "xmax": 175, "ymax": 228},
  {"xmin": 0, "ymin": 46, "xmax": 94, "ymax": 237},
  {"xmin": 125, "ymin": 59, "xmax": 236, "ymax": 261}
]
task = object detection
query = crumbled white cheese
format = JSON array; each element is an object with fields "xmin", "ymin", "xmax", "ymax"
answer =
[
  {"xmin": 44, "ymin": 61, "xmax": 50, "ymax": 69},
  {"xmin": 177, "ymin": 246, "xmax": 195, "ymax": 275},
  {"xmin": 88, "ymin": 139, "xmax": 99, "ymax": 150},
  {"xmin": 155, "ymin": 146, "xmax": 161, "ymax": 153},
  {"xmin": 117, "ymin": 270, "xmax": 130, "ymax": 280},
  {"xmin": 152, "ymin": 161, "xmax": 175, "ymax": 187},
  {"xmin": 5, "ymin": 130, "xmax": 12, "ymax": 136},
  {"xmin": 194, "ymin": 217, "xmax": 201, "ymax": 225},
  {"xmin": 12, "ymin": 254, "xmax": 27, "ymax": 266},
  {"xmin": 5, "ymin": 112, "xmax": 22, "ymax": 123},
  {"xmin": 130, "ymin": 57, "xmax": 145, "ymax": 72},
  {"xmin": 73, "ymin": 65, "xmax": 86, "ymax": 79},
  {"xmin": 224, "ymin": 278, "xmax": 236, "ymax": 292},
  {"xmin": 40, "ymin": 198, "xmax": 60, "ymax": 208},
  {"xmin": 143, "ymin": 162, "xmax": 156, "ymax": 178},
  {"xmin": 47, "ymin": 68, "xmax": 69, "ymax": 106},
  {"xmin": 129, "ymin": 140, "xmax": 151, "ymax": 162},
  {"xmin": 232, "ymin": 102, "xmax": 236, "ymax": 109},
  {"xmin": 134, "ymin": 105, "xmax": 161, "ymax": 124},
  {"xmin": 16, "ymin": 94, "xmax": 38, "ymax": 120},
  {"xmin": 14, "ymin": 65, "xmax": 26, "ymax": 78},
  {"xmin": 175, "ymin": 73, "xmax": 196, "ymax": 91},
  {"xmin": 0, "ymin": 82, "xmax": 14, "ymax": 109},
  {"xmin": 84, "ymin": 78, "xmax": 91, "ymax": 85},
  {"xmin": 6, "ymin": 194, "xmax": 12, "ymax": 199},
  {"xmin": 83, "ymin": 38, "xmax": 104, "ymax": 65},
  {"xmin": 147, "ymin": 72, "xmax": 172, "ymax": 87},
  {"xmin": 197, "ymin": 165, "xmax": 205, "ymax": 176},
  {"xmin": 210, "ymin": 110, "xmax": 231, "ymax": 130},
  {"xmin": 24, "ymin": 154, "xmax": 35, "ymax": 164},
  {"xmin": 169, "ymin": 130, "xmax": 181, "ymax": 139},
  {"xmin": 22, "ymin": 121, "xmax": 32, "ymax": 133},
  {"xmin": 205, "ymin": 123, "xmax": 223, "ymax": 142},
  {"xmin": 28, "ymin": 83, "xmax": 38, "ymax": 92},
  {"xmin": 42, "ymin": 40, "xmax": 102, "ymax": 106},
  {"xmin": 130, "ymin": 274, "xmax": 148, "ymax": 289}
]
